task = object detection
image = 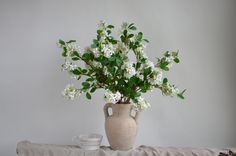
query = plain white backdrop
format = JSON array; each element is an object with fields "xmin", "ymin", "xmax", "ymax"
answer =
[{"xmin": 0, "ymin": 0, "xmax": 236, "ymax": 155}]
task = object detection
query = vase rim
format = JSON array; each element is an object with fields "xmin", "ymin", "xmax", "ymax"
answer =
[{"xmin": 115, "ymin": 103, "xmax": 131, "ymax": 105}]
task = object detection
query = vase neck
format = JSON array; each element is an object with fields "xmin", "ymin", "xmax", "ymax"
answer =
[{"xmin": 112, "ymin": 104, "xmax": 131, "ymax": 116}]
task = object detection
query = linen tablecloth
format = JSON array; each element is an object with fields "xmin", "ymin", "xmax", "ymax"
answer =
[{"xmin": 17, "ymin": 141, "xmax": 236, "ymax": 156}]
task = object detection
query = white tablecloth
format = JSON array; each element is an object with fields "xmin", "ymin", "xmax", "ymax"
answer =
[{"xmin": 17, "ymin": 141, "xmax": 236, "ymax": 156}]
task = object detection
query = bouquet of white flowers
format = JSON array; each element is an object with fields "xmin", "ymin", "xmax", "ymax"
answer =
[{"xmin": 58, "ymin": 21, "xmax": 185, "ymax": 111}]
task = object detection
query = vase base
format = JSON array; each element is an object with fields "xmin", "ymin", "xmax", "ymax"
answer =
[{"xmin": 110, "ymin": 146, "xmax": 133, "ymax": 151}]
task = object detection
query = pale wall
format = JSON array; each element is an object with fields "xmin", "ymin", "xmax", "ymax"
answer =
[{"xmin": 0, "ymin": 0, "xmax": 236, "ymax": 155}]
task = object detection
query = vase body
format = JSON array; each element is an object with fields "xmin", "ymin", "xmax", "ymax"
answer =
[{"xmin": 104, "ymin": 103, "xmax": 139, "ymax": 150}]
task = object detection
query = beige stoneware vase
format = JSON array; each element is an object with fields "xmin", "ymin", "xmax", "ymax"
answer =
[{"xmin": 104, "ymin": 103, "xmax": 139, "ymax": 150}]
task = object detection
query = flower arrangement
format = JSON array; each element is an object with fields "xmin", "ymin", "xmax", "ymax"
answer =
[{"xmin": 58, "ymin": 21, "xmax": 185, "ymax": 111}]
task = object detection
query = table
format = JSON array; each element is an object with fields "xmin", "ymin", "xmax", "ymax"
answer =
[{"xmin": 17, "ymin": 141, "xmax": 236, "ymax": 156}]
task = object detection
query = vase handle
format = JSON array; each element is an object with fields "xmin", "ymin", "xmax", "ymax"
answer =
[
  {"xmin": 104, "ymin": 103, "xmax": 113, "ymax": 119},
  {"xmin": 130, "ymin": 107, "xmax": 139, "ymax": 123},
  {"xmin": 134, "ymin": 111, "xmax": 139, "ymax": 123}
]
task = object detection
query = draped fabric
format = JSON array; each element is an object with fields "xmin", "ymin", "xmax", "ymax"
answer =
[{"xmin": 17, "ymin": 141, "xmax": 236, "ymax": 156}]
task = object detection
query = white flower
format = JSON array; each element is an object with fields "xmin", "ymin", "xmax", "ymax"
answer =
[
  {"xmin": 136, "ymin": 71, "xmax": 144, "ymax": 80},
  {"xmin": 118, "ymin": 22, "xmax": 129, "ymax": 36},
  {"xmin": 91, "ymin": 61, "xmax": 102, "ymax": 68},
  {"xmin": 92, "ymin": 48, "xmax": 100, "ymax": 58},
  {"xmin": 104, "ymin": 90, "xmax": 121, "ymax": 104},
  {"xmin": 103, "ymin": 66, "xmax": 110, "ymax": 76},
  {"xmin": 148, "ymin": 68, "xmax": 163, "ymax": 85},
  {"xmin": 145, "ymin": 60, "xmax": 155, "ymax": 69},
  {"xmin": 98, "ymin": 21, "xmax": 108, "ymax": 42},
  {"xmin": 121, "ymin": 22, "xmax": 128, "ymax": 30},
  {"xmin": 62, "ymin": 84, "xmax": 80, "ymax": 100},
  {"xmin": 165, "ymin": 56, "xmax": 174, "ymax": 68},
  {"xmin": 102, "ymin": 44, "xmax": 114, "ymax": 58},
  {"xmin": 135, "ymin": 44, "xmax": 148, "ymax": 59},
  {"xmin": 57, "ymin": 41, "xmax": 81, "ymax": 57},
  {"xmin": 122, "ymin": 61, "xmax": 136, "ymax": 79},
  {"xmin": 98, "ymin": 20, "xmax": 106, "ymax": 30},
  {"xmin": 84, "ymin": 47, "xmax": 100, "ymax": 58},
  {"xmin": 67, "ymin": 42, "xmax": 80, "ymax": 55},
  {"xmin": 62, "ymin": 61, "xmax": 77, "ymax": 71},
  {"xmin": 57, "ymin": 42, "xmax": 64, "ymax": 48},
  {"xmin": 117, "ymin": 42, "xmax": 129, "ymax": 55},
  {"xmin": 132, "ymin": 97, "xmax": 151, "ymax": 111},
  {"xmin": 162, "ymin": 83, "xmax": 180, "ymax": 97}
]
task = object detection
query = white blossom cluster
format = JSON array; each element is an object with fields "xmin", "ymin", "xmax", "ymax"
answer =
[
  {"xmin": 92, "ymin": 48, "xmax": 100, "ymax": 58},
  {"xmin": 57, "ymin": 41, "xmax": 81, "ymax": 57},
  {"xmin": 58, "ymin": 21, "xmax": 184, "ymax": 112},
  {"xmin": 122, "ymin": 61, "xmax": 136, "ymax": 78},
  {"xmin": 162, "ymin": 83, "xmax": 180, "ymax": 97},
  {"xmin": 96, "ymin": 21, "xmax": 115, "ymax": 58},
  {"xmin": 62, "ymin": 84, "xmax": 80, "ymax": 100},
  {"xmin": 132, "ymin": 97, "xmax": 151, "ymax": 111},
  {"xmin": 61, "ymin": 61, "xmax": 77, "ymax": 71},
  {"xmin": 91, "ymin": 61, "xmax": 102, "ymax": 68},
  {"xmin": 135, "ymin": 44, "xmax": 148, "ymax": 60},
  {"xmin": 119, "ymin": 22, "xmax": 129, "ymax": 36},
  {"xmin": 148, "ymin": 68, "xmax": 163, "ymax": 86},
  {"xmin": 135, "ymin": 60, "xmax": 163, "ymax": 86},
  {"xmin": 98, "ymin": 21, "xmax": 108, "ymax": 42},
  {"xmin": 101, "ymin": 43, "xmax": 114, "ymax": 58},
  {"xmin": 144, "ymin": 60, "xmax": 155, "ymax": 69},
  {"xmin": 117, "ymin": 42, "xmax": 129, "ymax": 56},
  {"xmin": 104, "ymin": 90, "xmax": 121, "ymax": 104},
  {"xmin": 164, "ymin": 51, "xmax": 179, "ymax": 68},
  {"xmin": 103, "ymin": 66, "xmax": 110, "ymax": 76}
]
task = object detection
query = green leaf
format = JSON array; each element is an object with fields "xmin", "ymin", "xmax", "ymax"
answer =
[
  {"xmin": 62, "ymin": 47, "xmax": 68, "ymax": 57},
  {"xmin": 115, "ymin": 58, "xmax": 122, "ymax": 66},
  {"xmin": 110, "ymin": 39, "xmax": 117, "ymax": 44},
  {"xmin": 164, "ymin": 51, "xmax": 170, "ymax": 57},
  {"xmin": 174, "ymin": 58, "xmax": 180, "ymax": 63},
  {"xmin": 72, "ymin": 57, "xmax": 79, "ymax": 61},
  {"xmin": 162, "ymin": 66, "xmax": 169, "ymax": 71},
  {"xmin": 137, "ymin": 32, "xmax": 143, "ymax": 41},
  {"xmin": 71, "ymin": 51, "xmax": 80, "ymax": 57},
  {"xmin": 129, "ymin": 26, "xmax": 137, "ymax": 30},
  {"xmin": 128, "ymin": 23, "xmax": 134, "ymax": 28},
  {"xmin": 82, "ymin": 82, "xmax": 90, "ymax": 88},
  {"xmin": 143, "ymin": 39, "xmax": 149, "ymax": 43},
  {"xmin": 91, "ymin": 44, "xmax": 97, "ymax": 48},
  {"xmin": 97, "ymin": 30, "xmax": 102, "ymax": 34},
  {"xmin": 77, "ymin": 76, "xmax": 81, "ymax": 80},
  {"xmin": 134, "ymin": 92, "xmax": 141, "ymax": 97},
  {"xmin": 123, "ymin": 30, "xmax": 128, "ymax": 36},
  {"xmin": 160, "ymin": 62, "xmax": 169, "ymax": 71},
  {"xmin": 143, "ymin": 67, "xmax": 152, "ymax": 76},
  {"xmin": 86, "ymin": 92, "xmax": 91, "ymax": 99},
  {"xmin": 93, "ymin": 39, "xmax": 98, "ymax": 44},
  {"xmin": 72, "ymin": 69, "xmax": 81, "ymax": 75},
  {"xmin": 90, "ymin": 87, "xmax": 97, "ymax": 93},
  {"xmin": 107, "ymin": 30, "xmax": 111, "ymax": 35},
  {"xmin": 120, "ymin": 35, "xmax": 125, "ymax": 42},
  {"xmin": 163, "ymin": 78, "xmax": 168, "ymax": 84},
  {"xmin": 82, "ymin": 53, "xmax": 94, "ymax": 61},
  {"xmin": 177, "ymin": 94, "xmax": 184, "ymax": 99},
  {"xmin": 66, "ymin": 40, "xmax": 76, "ymax": 43},
  {"xmin": 177, "ymin": 89, "xmax": 186, "ymax": 99},
  {"xmin": 86, "ymin": 78, "xmax": 94, "ymax": 81},
  {"xmin": 128, "ymin": 34, "xmax": 134, "ymax": 38},
  {"xmin": 59, "ymin": 39, "xmax": 65, "ymax": 45},
  {"xmin": 62, "ymin": 51, "xmax": 67, "ymax": 57},
  {"xmin": 107, "ymin": 25, "xmax": 114, "ymax": 29},
  {"xmin": 82, "ymin": 69, "xmax": 87, "ymax": 74}
]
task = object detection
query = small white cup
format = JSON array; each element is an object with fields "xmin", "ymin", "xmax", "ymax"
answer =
[{"xmin": 72, "ymin": 133, "xmax": 103, "ymax": 150}]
